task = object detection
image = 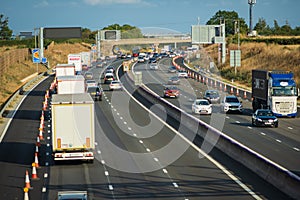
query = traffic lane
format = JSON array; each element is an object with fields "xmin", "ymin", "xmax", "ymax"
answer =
[
  {"xmin": 93, "ymin": 88, "xmax": 191, "ymax": 199},
  {"xmin": 0, "ymin": 75, "xmax": 54, "ymax": 199},
  {"xmin": 118, "ymin": 69, "xmax": 290, "ymax": 199}
]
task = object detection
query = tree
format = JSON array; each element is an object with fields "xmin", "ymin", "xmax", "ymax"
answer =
[
  {"xmin": 102, "ymin": 24, "xmax": 143, "ymax": 38},
  {"xmin": 254, "ymin": 18, "xmax": 272, "ymax": 35},
  {"xmin": 0, "ymin": 14, "xmax": 13, "ymax": 40},
  {"xmin": 206, "ymin": 10, "xmax": 248, "ymax": 35}
]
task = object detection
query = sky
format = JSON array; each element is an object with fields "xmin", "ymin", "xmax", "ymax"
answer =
[{"xmin": 1, "ymin": 0, "xmax": 299, "ymax": 35}]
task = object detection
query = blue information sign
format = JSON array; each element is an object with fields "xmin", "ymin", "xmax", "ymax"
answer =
[{"xmin": 32, "ymin": 49, "xmax": 40, "ymax": 63}]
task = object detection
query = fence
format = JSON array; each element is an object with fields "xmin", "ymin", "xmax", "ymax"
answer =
[{"xmin": 0, "ymin": 48, "xmax": 30, "ymax": 75}]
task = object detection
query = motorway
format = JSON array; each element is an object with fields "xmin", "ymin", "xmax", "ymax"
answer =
[
  {"xmin": 132, "ymin": 58, "xmax": 300, "ymax": 175},
  {"xmin": 0, "ymin": 58, "xmax": 295, "ymax": 199}
]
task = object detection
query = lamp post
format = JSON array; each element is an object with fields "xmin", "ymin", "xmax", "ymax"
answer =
[{"xmin": 248, "ymin": 0, "xmax": 256, "ymax": 33}]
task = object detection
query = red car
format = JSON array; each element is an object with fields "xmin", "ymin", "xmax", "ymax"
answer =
[{"xmin": 163, "ymin": 85, "xmax": 180, "ymax": 98}]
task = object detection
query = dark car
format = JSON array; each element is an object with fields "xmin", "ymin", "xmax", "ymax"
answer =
[
  {"xmin": 203, "ymin": 90, "xmax": 220, "ymax": 103},
  {"xmin": 87, "ymin": 86, "xmax": 102, "ymax": 101},
  {"xmin": 252, "ymin": 109, "xmax": 278, "ymax": 127}
]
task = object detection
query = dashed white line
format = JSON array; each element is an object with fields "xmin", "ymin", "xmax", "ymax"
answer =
[
  {"xmin": 260, "ymin": 132, "xmax": 266, "ymax": 136},
  {"xmin": 146, "ymin": 148, "xmax": 151, "ymax": 152},
  {"xmin": 288, "ymin": 127, "xmax": 293, "ymax": 130},
  {"xmin": 128, "ymin": 127, "xmax": 132, "ymax": 130},
  {"xmin": 276, "ymin": 139, "xmax": 282, "ymax": 143},
  {"xmin": 101, "ymin": 160, "xmax": 105, "ymax": 165},
  {"xmin": 108, "ymin": 185, "xmax": 114, "ymax": 190},
  {"xmin": 163, "ymin": 169, "xmax": 168, "ymax": 174},
  {"xmin": 172, "ymin": 182, "xmax": 179, "ymax": 188},
  {"xmin": 154, "ymin": 157, "xmax": 159, "ymax": 162},
  {"xmin": 44, "ymin": 173, "xmax": 48, "ymax": 178},
  {"xmin": 235, "ymin": 121, "xmax": 240, "ymax": 124},
  {"xmin": 139, "ymin": 140, "xmax": 143, "ymax": 144},
  {"xmin": 42, "ymin": 187, "xmax": 47, "ymax": 192},
  {"xmin": 104, "ymin": 171, "xmax": 109, "ymax": 176},
  {"xmin": 247, "ymin": 126, "xmax": 252, "ymax": 129},
  {"xmin": 293, "ymin": 147, "xmax": 300, "ymax": 151},
  {"xmin": 97, "ymin": 150, "xmax": 101, "ymax": 154}
]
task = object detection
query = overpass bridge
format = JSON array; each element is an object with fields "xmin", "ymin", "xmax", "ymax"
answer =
[{"xmin": 100, "ymin": 37, "xmax": 192, "ymax": 56}]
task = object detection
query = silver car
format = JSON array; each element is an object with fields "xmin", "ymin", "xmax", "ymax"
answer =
[{"xmin": 221, "ymin": 95, "xmax": 243, "ymax": 113}]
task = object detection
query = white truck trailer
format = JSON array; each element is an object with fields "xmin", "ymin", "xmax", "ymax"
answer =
[
  {"xmin": 55, "ymin": 64, "xmax": 76, "ymax": 77},
  {"xmin": 68, "ymin": 53, "xmax": 82, "ymax": 73},
  {"xmin": 56, "ymin": 75, "xmax": 85, "ymax": 94},
  {"xmin": 51, "ymin": 93, "xmax": 95, "ymax": 161}
]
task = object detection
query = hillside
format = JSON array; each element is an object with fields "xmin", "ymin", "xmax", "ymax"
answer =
[
  {"xmin": 203, "ymin": 42, "xmax": 300, "ymax": 88},
  {"xmin": 0, "ymin": 42, "xmax": 90, "ymax": 105}
]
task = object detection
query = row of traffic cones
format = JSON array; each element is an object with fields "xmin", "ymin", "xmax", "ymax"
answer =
[{"xmin": 24, "ymin": 89, "xmax": 50, "ymax": 199}]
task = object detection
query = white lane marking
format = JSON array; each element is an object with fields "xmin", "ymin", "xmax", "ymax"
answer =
[
  {"xmin": 42, "ymin": 187, "xmax": 47, "ymax": 192},
  {"xmin": 293, "ymin": 147, "xmax": 300, "ymax": 151},
  {"xmin": 128, "ymin": 127, "xmax": 132, "ymax": 131},
  {"xmin": 108, "ymin": 185, "xmax": 114, "ymax": 190},
  {"xmin": 105, "ymin": 171, "xmax": 109, "ymax": 176},
  {"xmin": 97, "ymin": 150, "xmax": 101, "ymax": 154},
  {"xmin": 44, "ymin": 173, "xmax": 48, "ymax": 178},
  {"xmin": 153, "ymin": 157, "xmax": 159, "ymax": 162},
  {"xmin": 47, "ymin": 136, "xmax": 50, "ymax": 139},
  {"xmin": 116, "ymin": 112, "xmax": 120, "ymax": 116},
  {"xmin": 139, "ymin": 140, "xmax": 143, "ymax": 144},
  {"xmin": 276, "ymin": 139, "xmax": 282, "ymax": 143},
  {"xmin": 236, "ymin": 121, "xmax": 240, "ymax": 124},
  {"xmin": 95, "ymin": 142, "xmax": 98, "ymax": 146},
  {"xmin": 45, "ymin": 162, "xmax": 49, "ymax": 166},
  {"xmin": 173, "ymin": 182, "xmax": 179, "ymax": 188},
  {"xmin": 101, "ymin": 160, "xmax": 105, "ymax": 165},
  {"xmin": 288, "ymin": 127, "xmax": 293, "ymax": 130},
  {"xmin": 133, "ymin": 133, "xmax": 137, "ymax": 137},
  {"xmin": 260, "ymin": 132, "xmax": 266, "ymax": 136},
  {"xmin": 247, "ymin": 126, "xmax": 252, "ymax": 129},
  {"xmin": 120, "ymin": 117, "xmax": 123, "ymax": 120},
  {"xmin": 123, "ymin": 121, "xmax": 127, "ymax": 125},
  {"xmin": 226, "ymin": 116, "xmax": 230, "ymax": 119},
  {"xmin": 163, "ymin": 169, "xmax": 168, "ymax": 174},
  {"xmin": 146, "ymin": 148, "xmax": 151, "ymax": 152}
]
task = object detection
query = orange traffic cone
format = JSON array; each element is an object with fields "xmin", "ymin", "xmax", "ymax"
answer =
[
  {"xmin": 24, "ymin": 170, "xmax": 32, "ymax": 189},
  {"xmin": 36, "ymin": 137, "xmax": 40, "ymax": 147},
  {"xmin": 31, "ymin": 163, "xmax": 39, "ymax": 180},
  {"xmin": 35, "ymin": 145, "xmax": 39, "ymax": 155},
  {"xmin": 38, "ymin": 129, "xmax": 44, "ymax": 140},
  {"xmin": 24, "ymin": 187, "xmax": 29, "ymax": 200},
  {"xmin": 243, "ymin": 91, "xmax": 247, "ymax": 99},
  {"xmin": 34, "ymin": 152, "xmax": 40, "ymax": 168}
]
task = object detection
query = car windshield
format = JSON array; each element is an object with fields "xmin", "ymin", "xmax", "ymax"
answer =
[
  {"xmin": 206, "ymin": 91, "xmax": 219, "ymax": 96},
  {"xmin": 226, "ymin": 97, "xmax": 239, "ymax": 103},
  {"xmin": 196, "ymin": 100, "xmax": 209, "ymax": 105},
  {"xmin": 257, "ymin": 111, "xmax": 274, "ymax": 116}
]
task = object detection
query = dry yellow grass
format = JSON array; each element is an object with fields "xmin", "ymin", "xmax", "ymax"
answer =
[
  {"xmin": 0, "ymin": 42, "xmax": 90, "ymax": 105},
  {"xmin": 204, "ymin": 42, "xmax": 300, "ymax": 87}
]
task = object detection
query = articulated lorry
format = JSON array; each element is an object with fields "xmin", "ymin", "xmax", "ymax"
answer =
[
  {"xmin": 51, "ymin": 93, "xmax": 95, "ymax": 161},
  {"xmin": 252, "ymin": 70, "xmax": 298, "ymax": 117}
]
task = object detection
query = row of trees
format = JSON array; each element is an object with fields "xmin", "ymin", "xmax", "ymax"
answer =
[
  {"xmin": 1, "ymin": 11, "xmax": 299, "ymax": 41},
  {"xmin": 206, "ymin": 10, "xmax": 300, "ymax": 36}
]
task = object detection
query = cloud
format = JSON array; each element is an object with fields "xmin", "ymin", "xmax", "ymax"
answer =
[
  {"xmin": 84, "ymin": 0, "xmax": 143, "ymax": 5},
  {"xmin": 34, "ymin": 0, "xmax": 49, "ymax": 8}
]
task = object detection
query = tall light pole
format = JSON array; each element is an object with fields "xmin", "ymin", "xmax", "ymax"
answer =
[{"xmin": 248, "ymin": 0, "xmax": 256, "ymax": 33}]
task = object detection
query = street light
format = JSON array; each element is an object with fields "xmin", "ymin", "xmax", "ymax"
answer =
[{"xmin": 248, "ymin": 0, "xmax": 256, "ymax": 33}]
